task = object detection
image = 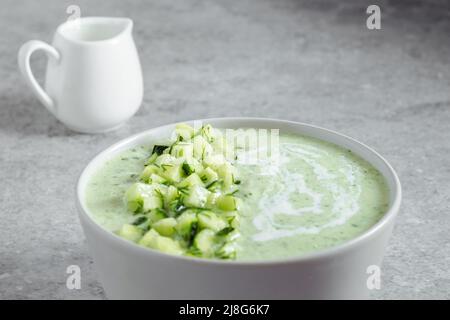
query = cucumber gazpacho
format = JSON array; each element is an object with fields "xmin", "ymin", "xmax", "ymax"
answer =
[{"xmin": 85, "ymin": 123, "xmax": 390, "ymax": 261}]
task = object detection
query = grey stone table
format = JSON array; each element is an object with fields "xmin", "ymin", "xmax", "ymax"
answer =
[{"xmin": 0, "ymin": 0, "xmax": 449, "ymax": 299}]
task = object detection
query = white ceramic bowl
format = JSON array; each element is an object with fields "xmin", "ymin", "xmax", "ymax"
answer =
[{"xmin": 77, "ymin": 118, "xmax": 401, "ymax": 299}]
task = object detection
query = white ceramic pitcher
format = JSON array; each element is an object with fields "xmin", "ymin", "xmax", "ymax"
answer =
[{"xmin": 18, "ymin": 17, "xmax": 143, "ymax": 133}]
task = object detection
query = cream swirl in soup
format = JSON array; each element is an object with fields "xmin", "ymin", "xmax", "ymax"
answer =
[{"xmin": 235, "ymin": 134, "xmax": 389, "ymax": 260}]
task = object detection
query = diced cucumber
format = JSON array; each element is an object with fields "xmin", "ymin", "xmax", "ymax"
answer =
[
  {"xmin": 138, "ymin": 228, "xmax": 159, "ymax": 247},
  {"xmin": 176, "ymin": 129, "xmax": 194, "ymax": 141},
  {"xmin": 216, "ymin": 195, "xmax": 238, "ymax": 211},
  {"xmin": 139, "ymin": 229, "xmax": 183, "ymax": 255},
  {"xmin": 193, "ymin": 135, "xmax": 213, "ymax": 159},
  {"xmin": 140, "ymin": 164, "xmax": 159, "ymax": 182},
  {"xmin": 175, "ymin": 123, "xmax": 195, "ymax": 141},
  {"xmin": 177, "ymin": 173, "xmax": 204, "ymax": 189},
  {"xmin": 125, "ymin": 183, "xmax": 153, "ymax": 200},
  {"xmin": 118, "ymin": 124, "xmax": 242, "ymax": 260},
  {"xmin": 125, "ymin": 183, "xmax": 146, "ymax": 212},
  {"xmin": 125, "ymin": 183, "xmax": 162, "ymax": 213},
  {"xmin": 117, "ymin": 224, "xmax": 144, "ymax": 243},
  {"xmin": 126, "ymin": 198, "xmax": 143, "ymax": 213},
  {"xmin": 148, "ymin": 208, "xmax": 167, "ymax": 223},
  {"xmin": 160, "ymin": 164, "xmax": 183, "ymax": 183},
  {"xmin": 203, "ymin": 154, "xmax": 226, "ymax": 171},
  {"xmin": 147, "ymin": 173, "xmax": 167, "ymax": 184},
  {"xmin": 154, "ymin": 154, "xmax": 176, "ymax": 166},
  {"xmin": 223, "ymin": 211, "xmax": 240, "ymax": 228},
  {"xmin": 198, "ymin": 211, "xmax": 227, "ymax": 232},
  {"xmin": 184, "ymin": 157, "xmax": 203, "ymax": 173},
  {"xmin": 171, "ymin": 142, "xmax": 194, "ymax": 159},
  {"xmin": 154, "ymin": 236, "xmax": 184, "ymax": 255},
  {"xmin": 205, "ymin": 180, "xmax": 222, "ymax": 192},
  {"xmin": 143, "ymin": 195, "xmax": 163, "ymax": 211},
  {"xmin": 153, "ymin": 183, "xmax": 168, "ymax": 193},
  {"xmin": 152, "ymin": 217, "xmax": 177, "ymax": 237},
  {"xmin": 206, "ymin": 192, "xmax": 220, "ymax": 208},
  {"xmin": 193, "ymin": 229, "xmax": 216, "ymax": 257},
  {"xmin": 164, "ymin": 185, "xmax": 179, "ymax": 208},
  {"xmin": 175, "ymin": 211, "xmax": 198, "ymax": 238},
  {"xmin": 216, "ymin": 242, "xmax": 236, "ymax": 259},
  {"xmin": 217, "ymin": 163, "xmax": 235, "ymax": 191},
  {"xmin": 183, "ymin": 185, "xmax": 210, "ymax": 208},
  {"xmin": 199, "ymin": 124, "xmax": 214, "ymax": 142},
  {"xmin": 144, "ymin": 153, "xmax": 158, "ymax": 166},
  {"xmin": 200, "ymin": 167, "xmax": 218, "ymax": 185}
]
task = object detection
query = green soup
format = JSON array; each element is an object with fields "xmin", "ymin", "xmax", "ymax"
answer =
[{"xmin": 85, "ymin": 134, "xmax": 389, "ymax": 261}]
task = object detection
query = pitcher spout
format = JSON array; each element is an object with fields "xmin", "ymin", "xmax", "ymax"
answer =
[
  {"xmin": 106, "ymin": 17, "xmax": 133, "ymax": 36},
  {"xmin": 57, "ymin": 17, "xmax": 133, "ymax": 44}
]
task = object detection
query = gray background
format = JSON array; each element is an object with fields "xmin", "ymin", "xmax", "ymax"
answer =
[{"xmin": 0, "ymin": 0, "xmax": 449, "ymax": 299}]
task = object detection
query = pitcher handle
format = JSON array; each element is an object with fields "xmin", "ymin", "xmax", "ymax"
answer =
[{"xmin": 18, "ymin": 40, "xmax": 60, "ymax": 115}]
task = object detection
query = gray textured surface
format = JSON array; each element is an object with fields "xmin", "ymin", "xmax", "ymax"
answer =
[{"xmin": 0, "ymin": 0, "xmax": 449, "ymax": 299}]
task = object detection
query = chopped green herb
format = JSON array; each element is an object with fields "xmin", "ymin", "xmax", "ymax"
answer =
[
  {"xmin": 161, "ymin": 164, "xmax": 173, "ymax": 171},
  {"xmin": 175, "ymin": 204, "xmax": 188, "ymax": 215},
  {"xmin": 187, "ymin": 245, "xmax": 202, "ymax": 257},
  {"xmin": 205, "ymin": 180, "xmax": 219, "ymax": 190},
  {"xmin": 178, "ymin": 187, "xmax": 190, "ymax": 195},
  {"xmin": 145, "ymin": 153, "xmax": 158, "ymax": 166},
  {"xmin": 132, "ymin": 216, "xmax": 148, "ymax": 226},
  {"xmin": 227, "ymin": 189, "xmax": 239, "ymax": 196},
  {"xmin": 182, "ymin": 162, "xmax": 194, "ymax": 176},
  {"xmin": 217, "ymin": 227, "xmax": 234, "ymax": 236},
  {"xmin": 155, "ymin": 208, "xmax": 168, "ymax": 218},
  {"xmin": 154, "ymin": 188, "xmax": 164, "ymax": 200},
  {"xmin": 151, "ymin": 145, "xmax": 169, "ymax": 155},
  {"xmin": 187, "ymin": 221, "xmax": 198, "ymax": 246}
]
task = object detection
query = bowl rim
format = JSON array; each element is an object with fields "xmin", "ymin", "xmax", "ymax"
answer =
[{"xmin": 76, "ymin": 117, "xmax": 402, "ymax": 266}]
